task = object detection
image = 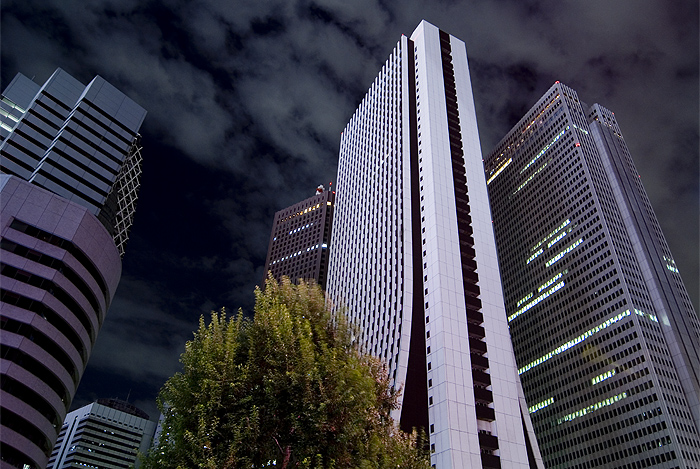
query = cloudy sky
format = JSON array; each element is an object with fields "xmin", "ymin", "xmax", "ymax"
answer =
[{"xmin": 2, "ymin": 0, "xmax": 697, "ymax": 421}]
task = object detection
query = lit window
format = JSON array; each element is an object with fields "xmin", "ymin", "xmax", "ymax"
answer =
[
  {"xmin": 487, "ymin": 157, "xmax": 512, "ymax": 185},
  {"xmin": 528, "ymin": 397, "xmax": 554, "ymax": 414},
  {"xmin": 545, "ymin": 238, "xmax": 583, "ymax": 267},
  {"xmin": 519, "ymin": 309, "xmax": 631, "ymax": 375},
  {"xmin": 520, "ymin": 126, "xmax": 568, "ymax": 174},
  {"xmin": 557, "ymin": 392, "xmax": 627, "ymax": 424},
  {"xmin": 591, "ymin": 369, "xmax": 615, "ymax": 385}
]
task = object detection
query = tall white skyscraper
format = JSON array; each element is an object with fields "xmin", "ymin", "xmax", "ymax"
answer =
[{"xmin": 326, "ymin": 21, "xmax": 543, "ymax": 469}]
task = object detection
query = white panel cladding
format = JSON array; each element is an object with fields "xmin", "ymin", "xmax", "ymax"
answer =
[
  {"xmin": 326, "ymin": 39, "xmax": 411, "ymax": 406},
  {"xmin": 451, "ymin": 32, "xmax": 533, "ymax": 468},
  {"xmin": 412, "ymin": 22, "xmax": 480, "ymax": 468}
]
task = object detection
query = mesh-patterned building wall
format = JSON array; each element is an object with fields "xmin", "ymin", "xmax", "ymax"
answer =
[{"xmin": 484, "ymin": 82, "xmax": 700, "ymax": 468}]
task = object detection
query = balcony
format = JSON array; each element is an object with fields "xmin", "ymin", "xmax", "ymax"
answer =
[
  {"xmin": 466, "ymin": 297, "xmax": 482, "ymax": 312},
  {"xmin": 473, "ymin": 386, "xmax": 493, "ymax": 404},
  {"xmin": 472, "ymin": 369, "xmax": 491, "ymax": 386},
  {"xmin": 476, "ymin": 405, "xmax": 496, "ymax": 422},
  {"xmin": 461, "ymin": 244, "xmax": 476, "ymax": 259},
  {"xmin": 470, "ymin": 354, "xmax": 489, "ymax": 370},
  {"xmin": 468, "ymin": 323, "xmax": 485, "ymax": 339},
  {"xmin": 478, "ymin": 432, "xmax": 499, "ymax": 450},
  {"xmin": 469, "ymin": 338, "xmax": 487, "ymax": 355},
  {"xmin": 462, "ymin": 258, "xmax": 477, "ymax": 271},
  {"xmin": 481, "ymin": 453, "xmax": 501, "ymax": 468},
  {"xmin": 463, "ymin": 282, "xmax": 480, "ymax": 298}
]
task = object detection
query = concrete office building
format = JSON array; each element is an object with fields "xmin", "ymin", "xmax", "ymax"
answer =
[
  {"xmin": 263, "ymin": 186, "xmax": 334, "ymax": 288},
  {"xmin": 47, "ymin": 399, "xmax": 156, "ymax": 469},
  {"xmin": 326, "ymin": 21, "xmax": 543, "ymax": 468},
  {"xmin": 0, "ymin": 69, "xmax": 146, "ymax": 469},
  {"xmin": 484, "ymin": 82, "xmax": 700, "ymax": 468}
]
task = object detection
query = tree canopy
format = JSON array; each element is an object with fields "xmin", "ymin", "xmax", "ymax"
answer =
[{"xmin": 141, "ymin": 277, "xmax": 429, "ymax": 468}]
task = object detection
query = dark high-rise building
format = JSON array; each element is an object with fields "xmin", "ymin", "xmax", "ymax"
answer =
[
  {"xmin": 263, "ymin": 186, "xmax": 334, "ymax": 287},
  {"xmin": 484, "ymin": 81, "xmax": 700, "ymax": 468},
  {"xmin": 326, "ymin": 21, "xmax": 543, "ymax": 468},
  {"xmin": 0, "ymin": 68, "xmax": 146, "ymax": 469}
]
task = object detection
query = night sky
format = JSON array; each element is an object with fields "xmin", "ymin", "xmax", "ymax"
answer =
[{"xmin": 2, "ymin": 0, "xmax": 697, "ymax": 422}]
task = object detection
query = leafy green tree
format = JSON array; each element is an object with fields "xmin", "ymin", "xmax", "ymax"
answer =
[{"xmin": 142, "ymin": 277, "xmax": 429, "ymax": 469}]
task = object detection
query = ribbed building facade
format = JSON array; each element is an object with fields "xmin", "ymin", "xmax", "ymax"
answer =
[
  {"xmin": 484, "ymin": 82, "xmax": 700, "ymax": 468},
  {"xmin": 1, "ymin": 68, "xmax": 145, "ymax": 257},
  {"xmin": 47, "ymin": 399, "xmax": 156, "ymax": 469},
  {"xmin": 326, "ymin": 21, "xmax": 543, "ymax": 469},
  {"xmin": 263, "ymin": 187, "xmax": 334, "ymax": 287},
  {"xmin": 0, "ymin": 69, "xmax": 146, "ymax": 469}
]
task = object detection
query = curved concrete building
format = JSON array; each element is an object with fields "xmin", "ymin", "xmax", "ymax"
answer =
[
  {"xmin": 1, "ymin": 68, "xmax": 145, "ymax": 469},
  {"xmin": 0, "ymin": 175, "xmax": 121, "ymax": 469}
]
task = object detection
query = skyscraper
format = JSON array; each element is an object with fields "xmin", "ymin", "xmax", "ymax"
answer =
[
  {"xmin": 484, "ymin": 82, "xmax": 700, "ymax": 467},
  {"xmin": 326, "ymin": 21, "xmax": 543, "ymax": 469},
  {"xmin": 0, "ymin": 68, "xmax": 146, "ymax": 469},
  {"xmin": 263, "ymin": 186, "xmax": 334, "ymax": 287},
  {"xmin": 1, "ymin": 68, "xmax": 145, "ymax": 256},
  {"xmin": 47, "ymin": 399, "xmax": 156, "ymax": 469}
]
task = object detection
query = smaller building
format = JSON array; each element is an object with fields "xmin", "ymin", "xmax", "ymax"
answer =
[
  {"xmin": 263, "ymin": 186, "xmax": 334, "ymax": 288},
  {"xmin": 46, "ymin": 399, "xmax": 156, "ymax": 469}
]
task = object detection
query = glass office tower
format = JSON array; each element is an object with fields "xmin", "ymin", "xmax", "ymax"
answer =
[
  {"xmin": 326, "ymin": 21, "xmax": 543, "ymax": 469},
  {"xmin": 484, "ymin": 81, "xmax": 700, "ymax": 468}
]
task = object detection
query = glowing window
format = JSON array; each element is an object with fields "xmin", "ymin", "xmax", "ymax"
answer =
[{"xmin": 519, "ymin": 309, "xmax": 631, "ymax": 375}]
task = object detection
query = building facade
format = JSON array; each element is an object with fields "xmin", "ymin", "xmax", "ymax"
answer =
[
  {"xmin": 0, "ymin": 69, "xmax": 146, "ymax": 469},
  {"xmin": 1, "ymin": 68, "xmax": 146, "ymax": 256},
  {"xmin": 484, "ymin": 82, "xmax": 700, "ymax": 468},
  {"xmin": 263, "ymin": 186, "xmax": 334, "ymax": 288},
  {"xmin": 47, "ymin": 399, "xmax": 156, "ymax": 469},
  {"xmin": 326, "ymin": 21, "xmax": 543, "ymax": 469}
]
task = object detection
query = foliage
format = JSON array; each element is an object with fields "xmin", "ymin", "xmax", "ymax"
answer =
[{"xmin": 141, "ymin": 277, "xmax": 429, "ymax": 469}]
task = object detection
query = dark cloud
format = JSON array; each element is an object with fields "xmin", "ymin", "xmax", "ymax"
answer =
[{"xmin": 2, "ymin": 0, "xmax": 697, "ymax": 420}]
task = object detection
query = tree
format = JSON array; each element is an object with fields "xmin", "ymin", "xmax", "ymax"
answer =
[{"xmin": 141, "ymin": 277, "xmax": 429, "ymax": 469}]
